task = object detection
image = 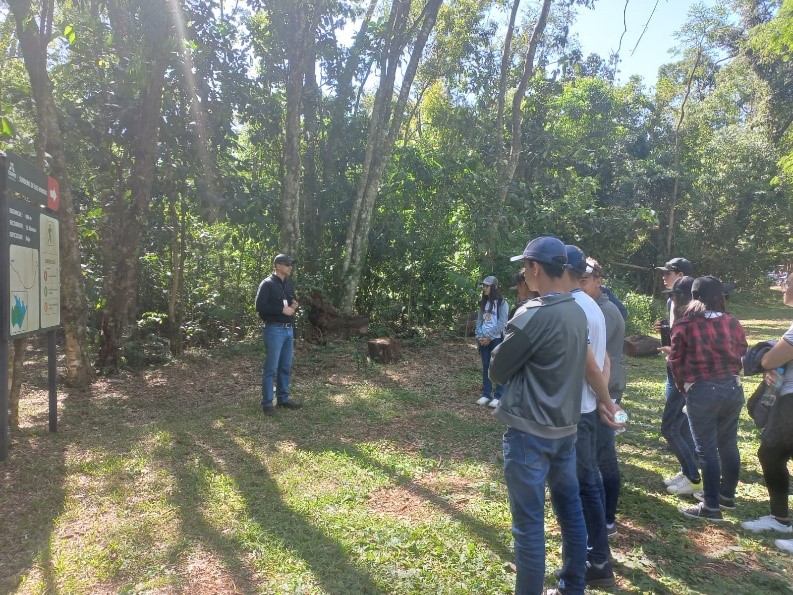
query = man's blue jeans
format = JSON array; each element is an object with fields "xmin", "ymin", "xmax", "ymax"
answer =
[
  {"xmin": 261, "ymin": 324, "xmax": 294, "ymax": 408},
  {"xmin": 479, "ymin": 337, "xmax": 504, "ymax": 400},
  {"xmin": 662, "ymin": 368, "xmax": 699, "ymax": 481},
  {"xmin": 503, "ymin": 427, "xmax": 586, "ymax": 595},
  {"xmin": 576, "ymin": 411, "xmax": 610, "ymax": 566},
  {"xmin": 685, "ymin": 377, "xmax": 744, "ymax": 509}
]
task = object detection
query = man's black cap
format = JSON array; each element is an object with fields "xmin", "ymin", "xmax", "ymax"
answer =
[
  {"xmin": 273, "ymin": 254, "xmax": 297, "ymax": 266},
  {"xmin": 655, "ymin": 257, "xmax": 693, "ymax": 276}
]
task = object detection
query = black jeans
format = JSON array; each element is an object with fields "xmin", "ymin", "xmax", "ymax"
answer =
[{"xmin": 758, "ymin": 442, "xmax": 793, "ymax": 519}]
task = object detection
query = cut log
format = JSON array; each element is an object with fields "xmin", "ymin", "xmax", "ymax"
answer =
[
  {"xmin": 368, "ymin": 338, "xmax": 401, "ymax": 364},
  {"xmin": 304, "ymin": 291, "xmax": 369, "ymax": 344},
  {"xmin": 624, "ymin": 334, "xmax": 662, "ymax": 357}
]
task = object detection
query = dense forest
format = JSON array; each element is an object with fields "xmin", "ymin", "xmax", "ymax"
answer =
[{"xmin": 0, "ymin": 0, "xmax": 791, "ymax": 382}]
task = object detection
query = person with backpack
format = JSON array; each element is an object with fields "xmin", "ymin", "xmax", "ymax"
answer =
[
  {"xmin": 741, "ymin": 272, "xmax": 793, "ymax": 553},
  {"xmin": 475, "ymin": 276, "xmax": 509, "ymax": 408}
]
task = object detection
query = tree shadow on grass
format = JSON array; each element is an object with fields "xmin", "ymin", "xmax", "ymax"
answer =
[{"xmin": 0, "ymin": 429, "xmax": 66, "ymax": 593}]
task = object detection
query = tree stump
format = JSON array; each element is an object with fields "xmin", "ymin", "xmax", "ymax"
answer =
[
  {"xmin": 368, "ymin": 338, "xmax": 401, "ymax": 364},
  {"xmin": 304, "ymin": 291, "xmax": 369, "ymax": 344},
  {"xmin": 456, "ymin": 311, "xmax": 478, "ymax": 337},
  {"xmin": 623, "ymin": 334, "xmax": 662, "ymax": 357}
]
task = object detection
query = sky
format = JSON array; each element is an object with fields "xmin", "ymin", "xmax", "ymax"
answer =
[{"xmin": 572, "ymin": 0, "xmax": 721, "ymax": 85}]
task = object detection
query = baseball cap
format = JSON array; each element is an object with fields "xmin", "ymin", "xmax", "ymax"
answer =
[
  {"xmin": 655, "ymin": 257, "xmax": 693, "ymax": 276},
  {"xmin": 510, "ymin": 236, "xmax": 567, "ymax": 268},
  {"xmin": 273, "ymin": 254, "xmax": 297, "ymax": 266},
  {"xmin": 510, "ymin": 269, "xmax": 526, "ymax": 290},
  {"xmin": 691, "ymin": 276, "xmax": 723, "ymax": 302},
  {"xmin": 564, "ymin": 245, "xmax": 587, "ymax": 275},
  {"xmin": 480, "ymin": 275, "xmax": 498, "ymax": 286},
  {"xmin": 662, "ymin": 275, "xmax": 695, "ymax": 297}
]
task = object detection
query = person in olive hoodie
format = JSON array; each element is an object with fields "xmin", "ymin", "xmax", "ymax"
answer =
[{"xmin": 489, "ymin": 236, "xmax": 588, "ymax": 595}]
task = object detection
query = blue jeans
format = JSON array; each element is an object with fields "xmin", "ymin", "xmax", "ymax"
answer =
[
  {"xmin": 479, "ymin": 337, "xmax": 504, "ymax": 400},
  {"xmin": 596, "ymin": 416, "xmax": 620, "ymax": 526},
  {"xmin": 503, "ymin": 427, "xmax": 586, "ymax": 595},
  {"xmin": 575, "ymin": 411, "xmax": 610, "ymax": 565},
  {"xmin": 685, "ymin": 377, "xmax": 744, "ymax": 509},
  {"xmin": 662, "ymin": 368, "xmax": 699, "ymax": 481},
  {"xmin": 261, "ymin": 325, "xmax": 294, "ymax": 408}
]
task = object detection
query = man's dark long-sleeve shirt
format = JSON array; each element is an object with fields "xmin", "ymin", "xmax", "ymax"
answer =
[{"xmin": 255, "ymin": 274, "xmax": 296, "ymax": 324}]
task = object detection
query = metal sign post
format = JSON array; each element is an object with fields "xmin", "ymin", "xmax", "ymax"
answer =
[{"xmin": 0, "ymin": 151, "xmax": 61, "ymax": 462}]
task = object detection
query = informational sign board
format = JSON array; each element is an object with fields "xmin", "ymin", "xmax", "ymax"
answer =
[
  {"xmin": 3, "ymin": 152, "xmax": 60, "ymax": 338},
  {"xmin": 0, "ymin": 151, "xmax": 61, "ymax": 461}
]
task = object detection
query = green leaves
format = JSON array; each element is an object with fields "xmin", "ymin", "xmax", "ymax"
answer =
[
  {"xmin": 0, "ymin": 116, "xmax": 14, "ymax": 141},
  {"xmin": 63, "ymin": 24, "xmax": 76, "ymax": 45}
]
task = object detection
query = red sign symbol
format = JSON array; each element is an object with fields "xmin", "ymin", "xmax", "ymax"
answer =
[{"xmin": 47, "ymin": 176, "xmax": 60, "ymax": 212}]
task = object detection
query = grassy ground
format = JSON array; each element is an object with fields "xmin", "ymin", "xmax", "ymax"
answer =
[{"xmin": 1, "ymin": 288, "xmax": 793, "ymax": 594}]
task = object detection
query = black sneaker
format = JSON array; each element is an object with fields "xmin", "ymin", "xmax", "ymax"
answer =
[
  {"xmin": 680, "ymin": 502, "xmax": 724, "ymax": 521},
  {"xmin": 607, "ymin": 523, "xmax": 618, "ymax": 538},
  {"xmin": 262, "ymin": 406, "xmax": 276, "ymax": 416},
  {"xmin": 694, "ymin": 492, "xmax": 735, "ymax": 510},
  {"xmin": 585, "ymin": 560, "xmax": 616, "ymax": 589},
  {"xmin": 279, "ymin": 400, "xmax": 303, "ymax": 410}
]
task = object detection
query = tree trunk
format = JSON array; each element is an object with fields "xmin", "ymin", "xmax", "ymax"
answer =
[
  {"xmin": 487, "ymin": 0, "xmax": 553, "ymax": 271},
  {"xmin": 8, "ymin": 0, "xmax": 93, "ymax": 386},
  {"xmin": 167, "ymin": 181, "xmax": 185, "ymax": 355},
  {"xmin": 96, "ymin": 14, "xmax": 171, "ymax": 370},
  {"xmin": 282, "ymin": 4, "xmax": 318, "ymax": 256},
  {"xmin": 340, "ymin": 0, "xmax": 443, "ymax": 313}
]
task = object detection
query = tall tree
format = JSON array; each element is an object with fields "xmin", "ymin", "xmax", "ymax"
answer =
[
  {"xmin": 96, "ymin": 0, "xmax": 174, "ymax": 369},
  {"xmin": 339, "ymin": 0, "xmax": 444, "ymax": 312},
  {"xmin": 7, "ymin": 0, "xmax": 92, "ymax": 385}
]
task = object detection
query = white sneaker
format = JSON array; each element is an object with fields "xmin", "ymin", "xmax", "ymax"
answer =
[
  {"xmin": 476, "ymin": 396, "xmax": 491, "ymax": 406},
  {"xmin": 775, "ymin": 538, "xmax": 793, "ymax": 554},
  {"xmin": 667, "ymin": 478, "xmax": 703, "ymax": 495},
  {"xmin": 488, "ymin": 398, "xmax": 500, "ymax": 408},
  {"xmin": 664, "ymin": 472, "xmax": 686, "ymax": 487},
  {"xmin": 741, "ymin": 516, "xmax": 793, "ymax": 533}
]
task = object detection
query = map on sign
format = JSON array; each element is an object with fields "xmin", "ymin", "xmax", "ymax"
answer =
[{"xmin": 9, "ymin": 244, "xmax": 40, "ymax": 335}]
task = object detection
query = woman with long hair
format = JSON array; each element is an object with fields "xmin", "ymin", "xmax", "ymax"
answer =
[
  {"xmin": 668, "ymin": 276, "xmax": 747, "ymax": 521},
  {"xmin": 475, "ymin": 276, "xmax": 508, "ymax": 408}
]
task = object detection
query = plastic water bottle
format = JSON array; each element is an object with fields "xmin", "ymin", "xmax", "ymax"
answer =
[
  {"xmin": 614, "ymin": 410, "xmax": 628, "ymax": 435},
  {"xmin": 760, "ymin": 367, "xmax": 786, "ymax": 407}
]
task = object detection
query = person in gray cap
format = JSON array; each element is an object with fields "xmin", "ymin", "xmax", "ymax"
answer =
[
  {"xmin": 489, "ymin": 236, "xmax": 588, "ymax": 595},
  {"xmin": 475, "ymin": 275, "xmax": 509, "ymax": 407},
  {"xmin": 255, "ymin": 254, "xmax": 303, "ymax": 415}
]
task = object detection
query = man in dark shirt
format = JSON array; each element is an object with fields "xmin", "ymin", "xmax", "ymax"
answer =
[{"xmin": 255, "ymin": 254, "xmax": 303, "ymax": 415}]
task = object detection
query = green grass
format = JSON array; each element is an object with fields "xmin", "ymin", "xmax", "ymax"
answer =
[{"xmin": 1, "ymin": 287, "xmax": 792, "ymax": 594}]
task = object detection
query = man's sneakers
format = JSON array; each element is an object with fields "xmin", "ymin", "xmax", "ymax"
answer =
[
  {"xmin": 775, "ymin": 539, "xmax": 793, "ymax": 554},
  {"xmin": 262, "ymin": 400, "xmax": 303, "ymax": 415},
  {"xmin": 279, "ymin": 400, "xmax": 303, "ymax": 410},
  {"xmin": 680, "ymin": 502, "xmax": 724, "ymax": 521},
  {"xmin": 606, "ymin": 522, "xmax": 618, "ymax": 538},
  {"xmin": 664, "ymin": 471, "xmax": 686, "ymax": 487},
  {"xmin": 741, "ymin": 515, "xmax": 793, "ymax": 533},
  {"xmin": 488, "ymin": 398, "xmax": 500, "ymax": 408},
  {"xmin": 476, "ymin": 396, "xmax": 491, "ymax": 406},
  {"xmin": 667, "ymin": 477, "xmax": 703, "ymax": 496},
  {"xmin": 585, "ymin": 560, "xmax": 616, "ymax": 589},
  {"xmin": 694, "ymin": 492, "xmax": 736, "ymax": 510}
]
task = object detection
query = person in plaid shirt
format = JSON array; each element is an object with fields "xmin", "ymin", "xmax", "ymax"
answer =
[{"xmin": 668, "ymin": 276, "xmax": 748, "ymax": 521}]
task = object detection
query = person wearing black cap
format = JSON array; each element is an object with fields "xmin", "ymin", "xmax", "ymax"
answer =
[
  {"xmin": 668, "ymin": 276, "xmax": 747, "ymax": 521},
  {"xmin": 489, "ymin": 236, "xmax": 588, "ymax": 595},
  {"xmin": 255, "ymin": 254, "xmax": 303, "ymax": 415},
  {"xmin": 658, "ymin": 276, "xmax": 702, "ymax": 496}
]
